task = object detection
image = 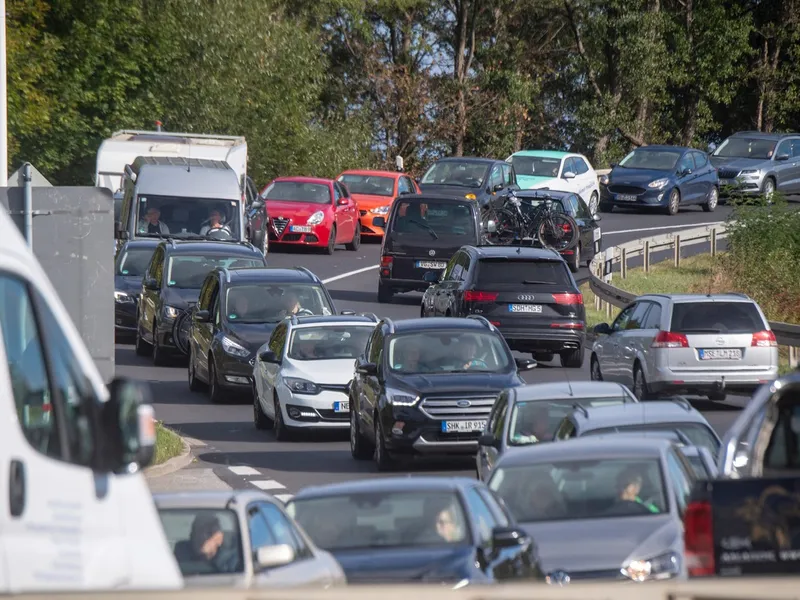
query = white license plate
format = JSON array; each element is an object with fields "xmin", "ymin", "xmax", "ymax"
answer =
[
  {"xmin": 508, "ymin": 304, "xmax": 543, "ymax": 313},
  {"xmin": 290, "ymin": 225, "xmax": 312, "ymax": 233},
  {"xmin": 616, "ymin": 194, "xmax": 637, "ymax": 202},
  {"xmin": 593, "ymin": 227, "xmax": 602, "ymax": 241},
  {"xmin": 441, "ymin": 420, "xmax": 486, "ymax": 433},
  {"xmin": 699, "ymin": 348, "xmax": 742, "ymax": 360},
  {"xmin": 333, "ymin": 401, "xmax": 349, "ymax": 412},
  {"xmin": 415, "ymin": 261, "xmax": 447, "ymax": 269}
]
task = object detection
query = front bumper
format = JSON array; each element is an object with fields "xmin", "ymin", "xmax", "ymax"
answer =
[
  {"xmin": 600, "ymin": 185, "xmax": 672, "ymax": 208},
  {"xmin": 282, "ymin": 388, "xmax": 351, "ymax": 429},
  {"xmin": 216, "ymin": 354, "xmax": 255, "ymax": 390},
  {"xmin": 717, "ymin": 176, "xmax": 763, "ymax": 196},
  {"xmin": 497, "ymin": 326, "xmax": 585, "ymax": 354},
  {"xmin": 648, "ymin": 366, "xmax": 778, "ymax": 396},
  {"xmin": 359, "ymin": 212, "xmax": 386, "ymax": 236},
  {"xmin": 269, "ymin": 219, "xmax": 332, "ymax": 247},
  {"xmin": 378, "ymin": 406, "xmax": 483, "ymax": 457},
  {"xmin": 115, "ymin": 302, "xmax": 138, "ymax": 333},
  {"xmin": 156, "ymin": 318, "xmax": 180, "ymax": 352}
]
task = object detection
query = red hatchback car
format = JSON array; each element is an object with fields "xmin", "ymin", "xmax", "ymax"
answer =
[{"xmin": 261, "ymin": 176, "xmax": 361, "ymax": 255}]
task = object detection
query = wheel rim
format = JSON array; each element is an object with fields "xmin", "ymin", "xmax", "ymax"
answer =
[
  {"xmin": 670, "ymin": 192, "xmax": 679, "ymax": 212},
  {"xmin": 354, "ymin": 224, "xmax": 361, "ymax": 245},
  {"xmin": 350, "ymin": 409, "xmax": 357, "ymax": 450},
  {"xmin": 765, "ymin": 180, "xmax": 775, "ymax": 197},
  {"xmin": 709, "ymin": 188, "xmax": 718, "ymax": 209},
  {"xmin": 589, "ymin": 193, "xmax": 599, "ymax": 216},
  {"xmin": 634, "ymin": 370, "xmax": 644, "ymax": 398}
]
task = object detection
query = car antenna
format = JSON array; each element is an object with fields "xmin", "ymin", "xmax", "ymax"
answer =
[{"xmin": 563, "ymin": 368, "xmax": 574, "ymax": 396}]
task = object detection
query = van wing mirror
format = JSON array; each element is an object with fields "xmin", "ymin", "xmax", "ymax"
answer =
[{"xmin": 99, "ymin": 377, "xmax": 157, "ymax": 472}]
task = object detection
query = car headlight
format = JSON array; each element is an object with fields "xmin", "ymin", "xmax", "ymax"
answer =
[
  {"xmin": 163, "ymin": 305, "xmax": 180, "ymax": 319},
  {"xmin": 622, "ymin": 551, "xmax": 680, "ymax": 582},
  {"xmin": 221, "ymin": 335, "xmax": 249, "ymax": 358},
  {"xmin": 740, "ymin": 169, "xmax": 760, "ymax": 177},
  {"xmin": 648, "ymin": 178, "xmax": 670, "ymax": 189},
  {"xmin": 465, "ymin": 193, "xmax": 476, "ymax": 200},
  {"xmin": 385, "ymin": 387, "xmax": 419, "ymax": 406},
  {"xmin": 307, "ymin": 210, "xmax": 325, "ymax": 225},
  {"xmin": 599, "ymin": 174, "xmax": 609, "ymax": 185},
  {"xmin": 114, "ymin": 291, "xmax": 134, "ymax": 304},
  {"xmin": 370, "ymin": 205, "xmax": 390, "ymax": 214},
  {"xmin": 284, "ymin": 377, "xmax": 320, "ymax": 395}
]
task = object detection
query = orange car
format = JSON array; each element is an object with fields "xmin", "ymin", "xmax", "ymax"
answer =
[{"xmin": 336, "ymin": 170, "xmax": 420, "ymax": 237}]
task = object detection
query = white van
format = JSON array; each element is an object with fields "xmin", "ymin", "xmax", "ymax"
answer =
[{"xmin": 0, "ymin": 209, "xmax": 183, "ymax": 592}]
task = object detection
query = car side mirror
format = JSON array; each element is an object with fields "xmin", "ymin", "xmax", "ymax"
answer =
[
  {"xmin": 478, "ymin": 432, "xmax": 499, "ymax": 448},
  {"xmin": 99, "ymin": 377, "xmax": 157, "ymax": 473},
  {"xmin": 562, "ymin": 171, "xmax": 576, "ymax": 180},
  {"xmin": 610, "ymin": 163, "xmax": 617, "ymax": 169},
  {"xmin": 493, "ymin": 183, "xmax": 505, "ymax": 192},
  {"xmin": 515, "ymin": 357, "xmax": 537, "ymax": 371},
  {"xmin": 259, "ymin": 350, "xmax": 280, "ymax": 363},
  {"xmin": 373, "ymin": 216, "xmax": 386, "ymax": 228},
  {"xmin": 592, "ymin": 215, "xmax": 602, "ymax": 222},
  {"xmin": 707, "ymin": 143, "xmax": 717, "ymax": 154},
  {"xmin": 776, "ymin": 153, "xmax": 790, "ymax": 161},
  {"xmin": 491, "ymin": 526, "xmax": 530, "ymax": 550},
  {"xmin": 423, "ymin": 271, "xmax": 439, "ymax": 283},
  {"xmin": 681, "ymin": 168, "xmax": 693, "ymax": 176},
  {"xmin": 143, "ymin": 278, "xmax": 159, "ymax": 290},
  {"xmin": 356, "ymin": 362, "xmax": 378, "ymax": 375},
  {"xmin": 337, "ymin": 197, "xmax": 349, "ymax": 206},
  {"xmin": 593, "ymin": 322, "xmax": 612, "ymax": 335},
  {"xmin": 194, "ymin": 309, "xmax": 211, "ymax": 322},
  {"xmin": 255, "ymin": 543, "xmax": 295, "ymax": 570},
  {"xmin": 415, "ymin": 177, "xmax": 421, "ymax": 184}
]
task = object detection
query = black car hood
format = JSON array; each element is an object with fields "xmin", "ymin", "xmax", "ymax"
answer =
[
  {"xmin": 709, "ymin": 156, "xmax": 765, "ymax": 170},
  {"xmin": 417, "ymin": 183, "xmax": 482, "ymax": 198},
  {"xmin": 162, "ymin": 287, "xmax": 202, "ymax": 310},
  {"xmin": 610, "ymin": 166, "xmax": 674, "ymax": 185},
  {"xmin": 225, "ymin": 322, "xmax": 279, "ymax": 352},
  {"xmin": 393, "ymin": 372, "xmax": 520, "ymax": 395},
  {"xmin": 332, "ymin": 545, "xmax": 473, "ymax": 584},
  {"xmin": 115, "ymin": 276, "xmax": 143, "ymax": 295}
]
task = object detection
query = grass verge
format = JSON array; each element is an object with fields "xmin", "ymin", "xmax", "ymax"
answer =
[{"xmin": 153, "ymin": 422, "xmax": 185, "ymax": 465}]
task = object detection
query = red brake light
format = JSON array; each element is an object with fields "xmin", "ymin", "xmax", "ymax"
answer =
[
  {"xmin": 684, "ymin": 500, "xmax": 715, "ymax": 577},
  {"xmin": 552, "ymin": 293, "xmax": 583, "ymax": 305},
  {"xmin": 651, "ymin": 331, "xmax": 689, "ymax": 348},
  {"xmin": 380, "ymin": 256, "xmax": 393, "ymax": 267},
  {"xmin": 751, "ymin": 330, "xmax": 777, "ymax": 347},
  {"xmin": 464, "ymin": 291, "xmax": 498, "ymax": 302}
]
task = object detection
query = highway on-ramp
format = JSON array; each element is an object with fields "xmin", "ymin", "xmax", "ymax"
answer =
[{"xmin": 117, "ymin": 205, "xmax": 744, "ymax": 498}]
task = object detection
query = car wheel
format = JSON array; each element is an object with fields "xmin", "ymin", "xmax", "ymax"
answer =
[
  {"xmin": 188, "ymin": 345, "xmax": 206, "ymax": 392},
  {"xmin": 152, "ymin": 325, "xmax": 169, "ymax": 366},
  {"xmin": 208, "ymin": 358, "xmax": 226, "ymax": 404},
  {"xmin": 373, "ymin": 416, "xmax": 394, "ymax": 471},
  {"xmin": 633, "ymin": 363, "xmax": 650, "ymax": 400},
  {"xmin": 377, "ymin": 281, "xmax": 393, "ymax": 304},
  {"xmin": 135, "ymin": 319, "xmax": 151, "ymax": 356},
  {"xmin": 253, "ymin": 382, "xmax": 271, "ymax": 430},
  {"xmin": 590, "ymin": 355, "xmax": 603, "ymax": 381},
  {"xmin": 560, "ymin": 347, "xmax": 584, "ymax": 369},
  {"xmin": 350, "ymin": 404, "xmax": 372, "ymax": 460},
  {"xmin": 325, "ymin": 226, "xmax": 337, "ymax": 255},
  {"xmin": 568, "ymin": 243, "xmax": 581, "ymax": 273},
  {"xmin": 273, "ymin": 395, "xmax": 292, "ymax": 441},
  {"xmin": 702, "ymin": 186, "xmax": 719, "ymax": 213},
  {"xmin": 588, "ymin": 192, "xmax": 599, "ymax": 217},
  {"xmin": 346, "ymin": 222, "xmax": 361, "ymax": 251},
  {"xmin": 763, "ymin": 177, "xmax": 776, "ymax": 201},
  {"xmin": 664, "ymin": 189, "xmax": 680, "ymax": 216}
]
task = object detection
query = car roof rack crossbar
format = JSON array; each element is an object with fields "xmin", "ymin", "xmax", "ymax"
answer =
[{"xmin": 572, "ymin": 403, "xmax": 589, "ymax": 418}]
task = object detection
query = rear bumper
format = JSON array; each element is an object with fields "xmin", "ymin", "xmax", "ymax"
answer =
[
  {"xmin": 379, "ymin": 276, "xmax": 430, "ymax": 293},
  {"xmin": 648, "ymin": 366, "xmax": 778, "ymax": 396},
  {"xmin": 498, "ymin": 327, "xmax": 586, "ymax": 353}
]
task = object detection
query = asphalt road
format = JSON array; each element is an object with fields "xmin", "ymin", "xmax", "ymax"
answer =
[{"xmin": 117, "ymin": 204, "xmax": 745, "ymax": 496}]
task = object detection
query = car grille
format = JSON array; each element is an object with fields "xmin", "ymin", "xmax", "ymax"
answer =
[
  {"xmin": 316, "ymin": 409, "xmax": 349, "ymax": 421},
  {"xmin": 419, "ymin": 394, "xmax": 497, "ymax": 420},
  {"xmin": 607, "ymin": 185, "xmax": 645, "ymax": 195},
  {"xmin": 272, "ymin": 217, "xmax": 289, "ymax": 236},
  {"xmin": 717, "ymin": 168, "xmax": 740, "ymax": 179},
  {"xmin": 319, "ymin": 383, "xmax": 350, "ymax": 393}
]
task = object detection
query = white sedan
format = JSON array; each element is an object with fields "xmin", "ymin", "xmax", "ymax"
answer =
[
  {"xmin": 506, "ymin": 150, "xmax": 601, "ymax": 216},
  {"xmin": 252, "ymin": 314, "xmax": 378, "ymax": 440}
]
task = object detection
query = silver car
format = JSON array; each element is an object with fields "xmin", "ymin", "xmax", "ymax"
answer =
[
  {"xmin": 590, "ymin": 293, "xmax": 778, "ymax": 401},
  {"xmin": 154, "ymin": 490, "xmax": 346, "ymax": 588},
  {"xmin": 709, "ymin": 131, "xmax": 800, "ymax": 198}
]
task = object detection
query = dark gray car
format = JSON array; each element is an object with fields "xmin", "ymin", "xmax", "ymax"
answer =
[
  {"xmin": 487, "ymin": 436, "xmax": 694, "ymax": 583},
  {"xmin": 418, "ymin": 157, "xmax": 519, "ymax": 210}
]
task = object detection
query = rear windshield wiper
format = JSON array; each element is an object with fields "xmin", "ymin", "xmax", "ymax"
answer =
[
  {"xmin": 523, "ymin": 279, "xmax": 556, "ymax": 284},
  {"xmin": 408, "ymin": 219, "xmax": 439, "ymax": 239}
]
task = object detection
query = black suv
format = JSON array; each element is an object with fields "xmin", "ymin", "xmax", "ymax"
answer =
[
  {"xmin": 134, "ymin": 239, "xmax": 267, "ymax": 365},
  {"xmin": 348, "ymin": 316, "xmax": 536, "ymax": 470},
  {"xmin": 420, "ymin": 246, "xmax": 586, "ymax": 368},
  {"xmin": 115, "ymin": 238, "xmax": 160, "ymax": 338},
  {"xmin": 418, "ymin": 157, "xmax": 519, "ymax": 210},
  {"xmin": 186, "ymin": 266, "xmax": 337, "ymax": 403},
  {"xmin": 375, "ymin": 195, "xmax": 481, "ymax": 303}
]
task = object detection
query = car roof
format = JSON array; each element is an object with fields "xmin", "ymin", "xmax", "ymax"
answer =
[
  {"xmin": 497, "ymin": 436, "xmax": 671, "ymax": 467},
  {"xmin": 433, "ymin": 157, "xmax": 499, "ymax": 165},
  {"xmin": 161, "ymin": 240, "xmax": 262, "ymax": 256},
  {"xmin": 464, "ymin": 245, "xmax": 563, "ymax": 261},
  {"xmin": 221, "ymin": 266, "xmax": 320, "ymax": 284},
  {"xmin": 728, "ymin": 131, "xmax": 800, "ymax": 140},
  {"xmin": 131, "ymin": 157, "xmax": 239, "ymax": 199},
  {"xmin": 392, "ymin": 194, "xmax": 477, "ymax": 204},
  {"xmin": 270, "ymin": 176, "xmax": 334, "ymax": 186},
  {"xmin": 510, "ymin": 381, "xmax": 633, "ymax": 403},
  {"xmin": 513, "ymin": 189, "xmax": 574, "ymax": 200},
  {"xmin": 631, "ymin": 145, "xmax": 692, "ymax": 153},
  {"xmin": 291, "ymin": 315, "xmax": 378, "ymax": 327},
  {"xmin": 339, "ymin": 170, "xmax": 400, "ymax": 178},
  {"xmin": 290, "ymin": 476, "xmax": 479, "ymax": 500},
  {"xmin": 153, "ymin": 490, "xmax": 278, "ymax": 509},
  {"xmin": 389, "ymin": 316, "xmax": 495, "ymax": 333},
  {"xmin": 572, "ymin": 401, "xmax": 706, "ymax": 428},
  {"xmin": 638, "ymin": 292, "xmax": 754, "ymax": 304},
  {"xmin": 509, "ymin": 150, "xmax": 571, "ymax": 159},
  {"xmin": 121, "ymin": 239, "xmax": 162, "ymax": 250}
]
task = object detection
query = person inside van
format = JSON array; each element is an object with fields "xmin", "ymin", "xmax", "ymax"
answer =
[
  {"xmin": 200, "ymin": 208, "xmax": 230, "ymax": 236},
  {"xmin": 138, "ymin": 207, "xmax": 170, "ymax": 235}
]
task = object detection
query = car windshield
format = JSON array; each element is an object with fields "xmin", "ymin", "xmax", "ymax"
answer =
[
  {"xmin": 669, "ymin": 302, "xmax": 765, "ymax": 334},
  {"xmin": 510, "ymin": 156, "xmax": 561, "ymax": 178},
  {"xmin": 158, "ymin": 508, "xmax": 244, "ymax": 576},
  {"xmin": 713, "ymin": 137, "xmax": 777, "ymax": 160},
  {"xmin": 117, "ymin": 247, "xmax": 156, "ymax": 277},
  {"xmin": 388, "ymin": 330, "xmax": 512, "ymax": 374},
  {"xmin": 476, "ymin": 258, "xmax": 573, "ymax": 286},
  {"xmin": 618, "ymin": 150, "xmax": 682, "ymax": 171},
  {"xmin": 509, "ymin": 397, "xmax": 631, "ymax": 446},
  {"xmin": 339, "ymin": 174, "xmax": 395, "ymax": 197},
  {"xmin": 421, "ymin": 161, "xmax": 486, "ymax": 188},
  {"xmin": 136, "ymin": 195, "xmax": 242, "ymax": 240},
  {"xmin": 489, "ymin": 458, "xmax": 668, "ymax": 522},
  {"xmin": 584, "ymin": 423, "xmax": 720, "ymax": 454},
  {"xmin": 391, "ymin": 201, "xmax": 475, "ymax": 237},
  {"xmin": 225, "ymin": 284, "xmax": 333, "ymax": 323},
  {"xmin": 166, "ymin": 255, "xmax": 264, "ymax": 289},
  {"xmin": 287, "ymin": 325, "xmax": 373, "ymax": 360},
  {"xmin": 286, "ymin": 491, "xmax": 469, "ymax": 550},
  {"xmin": 263, "ymin": 181, "xmax": 331, "ymax": 204}
]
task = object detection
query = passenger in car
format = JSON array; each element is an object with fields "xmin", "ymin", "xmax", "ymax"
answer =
[{"xmin": 174, "ymin": 514, "xmax": 240, "ymax": 573}]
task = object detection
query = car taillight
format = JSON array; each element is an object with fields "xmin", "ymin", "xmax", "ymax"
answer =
[
  {"xmin": 751, "ymin": 330, "xmax": 777, "ymax": 347},
  {"xmin": 380, "ymin": 256, "xmax": 393, "ymax": 267},
  {"xmin": 651, "ymin": 331, "xmax": 689, "ymax": 348},
  {"xmin": 552, "ymin": 293, "xmax": 583, "ymax": 305},
  {"xmin": 464, "ymin": 291, "xmax": 498, "ymax": 302},
  {"xmin": 684, "ymin": 500, "xmax": 715, "ymax": 577}
]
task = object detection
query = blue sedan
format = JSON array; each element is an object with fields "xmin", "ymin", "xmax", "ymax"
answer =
[{"xmin": 598, "ymin": 145, "xmax": 719, "ymax": 215}]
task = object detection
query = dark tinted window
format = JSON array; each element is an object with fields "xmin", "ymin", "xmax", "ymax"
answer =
[
  {"xmin": 510, "ymin": 156, "xmax": 561, "ymax": 178},
  {"xmin": 159, "ymin": 508, "xmax": 244, "ymax": 576},
  {"xmin": 669, "ymin": 302, "xmax": 765, "ymax": 334},
  {"xmin": 643, "ymin": 303, "xmax": 662, "ymax": 329},
  {"xmin": 573, "ymin": 157, "xmax": 590, "ymax": 175},
  {"xmin": 713, "ymin": 137, "xmax": 776, "ymax": 160},
  {"xmin": 392, "ymin": 201, "xmax": 474, "ymax": 237},
  {"xmin": 118, "ymin": 247, "xmax": 155, "ymax": 276},
  {"xmin": 625, "ymin": 302, "xmax": 652, "ymax": 330},
  {"xmin": 421, "ymin": 161, "xmax": 486, "ymax": 187},
  {"xmin": 584, "ymin": 423, "xmax": 719, "ymax": 454},
  {"xmin": 226, "ymin": 283, "xmax": 333, "ymax": 323},
  {"xmin": 264, "ymin": 181, "xmax": 331, "ymax": 204},
  {"xmin": 476, "ymin": 258, "xmax": 571, "ymax": 286}
]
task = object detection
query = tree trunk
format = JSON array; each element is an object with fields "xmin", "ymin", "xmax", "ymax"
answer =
[{"xmin": 451, "ymin": 0, "xmax": 477, "ymax": 156}]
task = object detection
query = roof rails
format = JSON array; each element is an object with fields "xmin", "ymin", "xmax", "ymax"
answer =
[
  {"xmin": 572, "ymin": 403, "xmax": 589, "ymax": 418},
  {"xmin": 222, "ymin": 267, "xmax": 231, "ymax": 283},
  {"xmin": 673, "ymin": 430, "xmax": 692, "ymax": 445},
  {"xmin": 383, "ymin": 317, "xmax": 396, "ymax": 334},
  {"xmin": 667, "ymin": 396, "xmax": 693, "ymax": 412},
  {"xmin": 360, "ymin": 312, "xmax": 380, "ymax": 322},
  {"xmin": 295, "ymin": 266, "xmax": 321, "ymax": 283},
  {"xmin": 467, "ymin": 315, "xmax": 495, "ymax": 331}
]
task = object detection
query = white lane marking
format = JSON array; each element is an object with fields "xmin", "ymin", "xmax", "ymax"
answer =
[
  {"xmin": 228, "ymin": 465, "xmax": 260, "ymax": 476},
  {"xmin": 251, "ymin": 479, "xmax": 287, "ymax": 491},
  {"xmin": 322, "ymin": 265, "xmax": 379, "ymax": 284},
  {"xmin": 604, "ymin": 222, "xmax": 724, "ymax": 236},
  {"xmin": 274, "ymin": 494, "xmax": 294, "ymax": 502}
]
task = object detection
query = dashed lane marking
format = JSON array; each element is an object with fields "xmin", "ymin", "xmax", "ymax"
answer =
[
  {"xmin": 228, "ymin": 466, "xmax": 261, "ymax": 476},
  {"xmin": 250, "ymin": 479, "xmax": 287, "ymax": 491},
  {"xmin": 322, "ymin": 265, "xmax": 379, "ymax": 284}
]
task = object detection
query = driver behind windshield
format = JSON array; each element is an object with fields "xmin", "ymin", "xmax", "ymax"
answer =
[
  {"xmin": 393, "ymin": 338, "xmax": 423, "ymax": 371},
  {"xmin": 278, "ymin": 291, "xmax": 303, "ymax": 319},
  {"xmin": 200, "ymin": 208, "xmax": 230, "ymax": 236},
  {"xmin": 455, "ymin": 336, "xmax": 488, "ymax": 370}
]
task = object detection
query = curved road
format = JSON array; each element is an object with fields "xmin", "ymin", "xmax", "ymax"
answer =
[{"xmin": 120, "ymin": 205, "xmax": 743, "ymax": 497}]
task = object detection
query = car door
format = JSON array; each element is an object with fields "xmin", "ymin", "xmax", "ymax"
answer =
[
  {"xmin": 571, "ymin": 156, "xmax": 597, "ymax": 203},
  {"xmin": 690, "ymin": 151, "xmax": 714, "ymax": 201},
  {"xmin": 192, "ymin": 274, "xmax": 218, "ymax": 382},
  {"xmin": 333, "ymin": 183, "xmax": 356, "ymax": 242},
  {"xmin": 501, "ymin": 163, "xmax": 518, "ymax": 193},
  {"xmin": 615, "ymin": 300, "xmax": 655, "ymax": 390},
  {"xmin": 463, "ymin": 487, "xmax": 510, "ymax": 581},
  {"xmin": 596, "ymin": 303, "xmax": 636, "ymax": 381},
  {"xmin": 430, "ymin": 251, "xmax": 459, "ymax": 316},
  {"xmin": 478, "ymin": 392, "xmax": 509, "ymax": 480},
  {"xmin": 260, "ymin": 322, "xmax": 288, "ymax": 418},
  {"xmin": 786, "ymin": 139, "xmax": 800, "ymax": 193},
  {"xmin": 487, "ymin": 164, "xmax": 505, "ymax": 205},
  {"xmin": 560, "ymin": 158, "xmax": 581, "ymax": 195},
  {"xmin": 141, "ymin": 246, "xmax": 164, "ymax": 341},
  {"xmin": 360, "ymin": 326, "xmax": 385, "ymax": 439},
  {"xmin": 772, "ymin": 138, "xmax": 795, "ymax": 193},
  {"xmin": 443, "ymin": 251, "xmax": 470, "ymax": 316},
  {"xmin": 676, "ymin": 153, "xmax": 702, "ymax": 203}
]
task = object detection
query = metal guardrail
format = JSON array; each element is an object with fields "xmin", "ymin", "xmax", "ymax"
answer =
[{"xmin": 587, "ymin": 222, "xmax": 800, "ymax": 364}]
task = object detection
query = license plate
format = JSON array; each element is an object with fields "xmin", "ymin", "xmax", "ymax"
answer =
[
  {"xmin": 593, "ymin": 228, "xmax": 602, "ymax": 241},
  {"xmin": 441, "ymin": 420, "xmax": 486, "ymax": 433},
  {"xmin": 699, "ymin": 348, "xmax": 742, "ymax": 360},
  {"xmin": 290, "ymin": 225, "xmax": 312, "ymax": 233},
  {"xmin": 508, "ymin": 304, "xmax": 543, "ymax": 313},
  {"xmin": 415, "ymin": 261, "xmax": 447, "ymax": 269},
  {"xmin": 333, "ymin": 401, "xmax": 349, "ymax": 412},
  {"xmin": 616, "ymin": 194, "xmax": 637, "ymax": 202}
]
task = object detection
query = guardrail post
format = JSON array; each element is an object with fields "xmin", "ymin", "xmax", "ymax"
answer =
[
  {"xmin": 621, "ymin": 248, "xmax": 627, "ymax": 279},
  {"xmin": 710, "ymin": 228, "xmax": 717, "ymax": 257},
  {"xmin": 674, "ymin": 235, "xmax": 681, "ymax": 268},
  {"xmin": 791, "ymin": 347, "xmax": 799, "ymax": 369},
  {"xmin": 644, "ymin": 241, "xmax": 650, "ymax": 273}
]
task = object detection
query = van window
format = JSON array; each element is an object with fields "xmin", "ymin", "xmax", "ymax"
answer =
[
  {"xmin": 475, "ymin": 258, "xmax": 571, "ymax": 286},
  {"xmin": 392, "ymin": 201, "xmax": 474, "ymax": 237}
]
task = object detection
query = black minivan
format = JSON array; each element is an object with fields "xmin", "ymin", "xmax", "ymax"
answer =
[{"xmin": 375, "ymin": 194, "xmax": 481, "ymax": 303}]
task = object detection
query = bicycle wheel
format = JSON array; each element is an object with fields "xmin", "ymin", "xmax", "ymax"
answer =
[
  {"xmin": 537, "ymin": 213, "xmax": 579, "ymax": 251},
  {"xmin": 485, "ymin": 207, "xmax": 519, "ymax": 245}
]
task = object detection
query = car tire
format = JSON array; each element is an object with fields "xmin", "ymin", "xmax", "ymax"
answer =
[
  {"xmin": 350, "ymin": 405, "xmax": 373, "ymax": 460},
  {"xmin": 633, "ymin": 362, "xmax": 650, "ymax": 400},
  {"xmin": 135, "ymin": 319, "xmax": 151, "ymax": 356},
  {"xmin": 188, "ymin": 346, "xmax": 206, "ymax": 392},
  {"xmin": 590, "ymin": 354, "xmax": 603, "ymax": 380},
  {"xmin": 664, "ymin": 189, "xmax": 680, "ymax": 216},
  {"xmin": 325, "ymin": 226, "xmax": 337, "ymax": 255},
  {"xmin": 274, "ymin": 395, "xmax": 292, "ymax": 441},
  {"xmin": 373, "ymin": 415, "xmax": 394, "ymax": 471},
  {"xmin": 346, "ymin": 222, "xmax": 361, "ymax": 251},
  {"xmin": 560, "ymin": 347, "xmax": 583, "ymax": 369},
  {"xmin": 152, "ymin": 325, "xmax": 169, "ymax": 366},
  {"xmin": 568, "ymin": 243, "xmax": 581, "ymax": 273},
  {"xmin": 708, "ymin": 391, "xmax": 727, "ymax": 402},
  {"xmin": 702, "ymin": 186, "xmax": 719, "ymax": 213},
  {"xmin": 208, "ymin": 358, "xmax": 226, "ymax": 404},
  {"xmin": 588, "ymin": 192, "xmax": 599, "ymax": 217},
  {"xmin": 377, "ymin": 281, "xmax": 393, "ymax": 304},
  {"xmin": 253, "ymin": 382, "xmax": 271, "ymax": 430},
  {"xmin": 763, "ymin": 177, "xmax": 776, "ymax": 201}
]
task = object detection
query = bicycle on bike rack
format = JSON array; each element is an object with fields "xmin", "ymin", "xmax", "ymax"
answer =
[{"xmin": 481, "ymin": 190, "xmax": 580, "ymax": 251}]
